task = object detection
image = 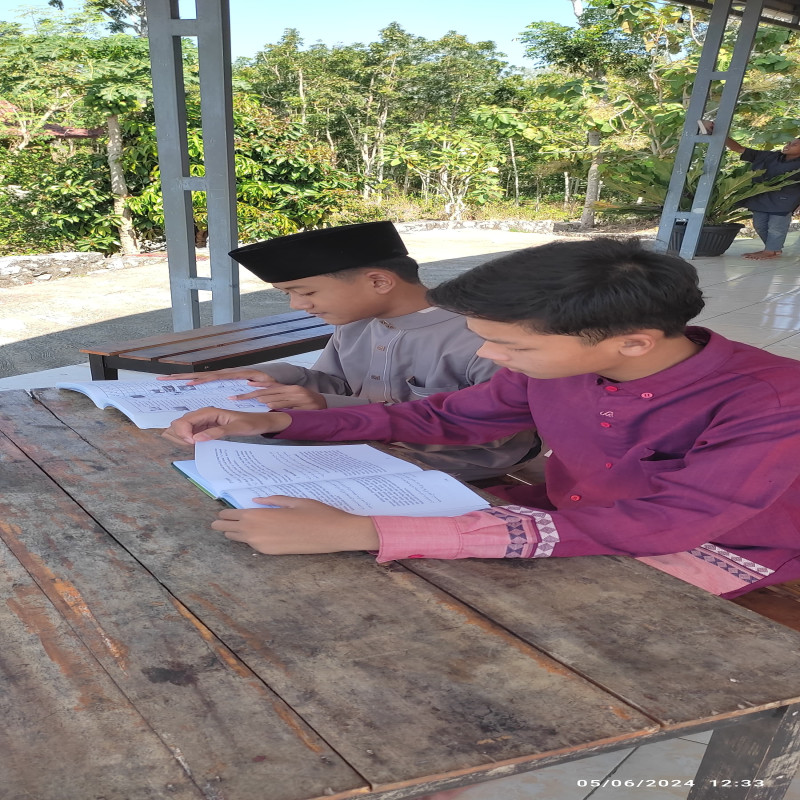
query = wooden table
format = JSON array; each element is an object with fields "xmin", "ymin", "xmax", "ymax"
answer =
[
  {"xmin": 3, "ymin": 388, "xmax": 800, "ymax": 800},
  {"xmin": 80, "ymin": 310, "xmax": 334, "ymax": 380}
]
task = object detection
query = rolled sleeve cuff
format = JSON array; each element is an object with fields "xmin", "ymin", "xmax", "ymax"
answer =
[
  {"xmin": 373, "ymin": 507, "xmax": 542, "ymax": 562},
  {"xmin": 373, "ymin": 515, "xmax": 465, "ymax": 561}
]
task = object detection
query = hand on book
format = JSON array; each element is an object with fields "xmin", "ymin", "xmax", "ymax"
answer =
[
  {"xmin": 212, "ymin": 496, "xmax": 381, "ymax": 554},
  {"xmin": 229, "ymin": 383, "xmax": 328, "ymax": 410},
  {"xmin": 162, "ymin": 407, "xmax": 292, "ymax": 445},
  {"xmin": 158, "ymin": 367, "xmax": 274, "ymax": 386}
]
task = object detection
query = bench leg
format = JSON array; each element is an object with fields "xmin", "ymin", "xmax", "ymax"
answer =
[
  {"xmin": 88, "ymin": 355, "xmax": 117, "ymax": 381},
  {"xmin": 687, "ymin": 704, "xmax": 800, "ymax": 799}
]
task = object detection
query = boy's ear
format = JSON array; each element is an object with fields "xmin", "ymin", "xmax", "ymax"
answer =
[
  {"xmin": 364, "ymin": 269, "xmax": 396, "ymax": 294},
  {"xmin": 617, "ymin": 331, "xmax": 658, "ymax": 357}
]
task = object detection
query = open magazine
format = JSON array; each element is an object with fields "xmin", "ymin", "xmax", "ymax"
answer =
[
  {"xmin": 174, "ymin": 440, "xmax": 490, "ymax": 517},
  {"xmin": 56, "ymin": 379, "xmax": 269, "ymax": 429}
]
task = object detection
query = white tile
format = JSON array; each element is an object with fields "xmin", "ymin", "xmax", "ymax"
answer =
[
  {"xmin": 698, "ymin": 324, "xmax": 797, "ymax": 347},
  {"xmin": 762, "ymin": 344, "xmax": 800, "ymax": 361},
  {"xmin": 707, "ymin": 310, "xmax": 800, "ymax": 331},
  {"xmin": 416, "ymin": 749, "xmax": 633, "ymax": 800},
  {"xmin": 416, "ymin": 734, "xmax": 800, "ymax": 800},
  {"xmin": 593, "ymin": 737, "xmax": 800, "ymax": 800},
  {"xmin": 590, "ymin": 738, "xmax": 705, "ymax": 800},
  {"xmin": 679, "ymin": 730, "xmax": 712, "ymax": 745}
]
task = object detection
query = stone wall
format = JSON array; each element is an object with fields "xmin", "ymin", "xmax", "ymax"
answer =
[
  {"xmin": 395, "ymin": 219, "xmax": 559, "ymax": 234},
  {"xmin": 0, "ymin": 251, "xmax": 169, "ymax": 288}
]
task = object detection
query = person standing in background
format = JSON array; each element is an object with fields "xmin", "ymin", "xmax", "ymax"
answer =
[{"xmin": 703, "ymin": 120, "xmax": 800, "ymax": 259}]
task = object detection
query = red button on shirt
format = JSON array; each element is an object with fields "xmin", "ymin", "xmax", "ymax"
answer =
[
  {"xmin": 605, "ymin": 462, "xmax": 613, "ymax": 469},
  {"xmin": 570, "ymin": 494, "xmax": 581, "ymax": 501},
  {"xmin": 600, "ymin": 422, "xmax": 611, "ymax": 428},
  {"xmin": 605, "ymin": 386, "xmax": 619, "ymax": 392},
  {"xmin": 641, "ymin": 392, "xmax": 654, "ymax": 399}
]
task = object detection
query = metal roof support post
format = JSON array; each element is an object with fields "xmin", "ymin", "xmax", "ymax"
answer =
[
  {"xmin": 144, "ymin": 0, "xmax": 239, "ymax": 330},
  {"xmin": 654, "ymin": 0, "xmax": 764, "ymax": 258},
  {"xmin": 196, "ymin": 0, "xmax": 240, "ymax": 325}
]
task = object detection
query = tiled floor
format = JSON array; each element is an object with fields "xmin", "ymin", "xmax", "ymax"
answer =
[{"xmin": 4, "ymin": 232, "xmax": 800, "ymax": 799}]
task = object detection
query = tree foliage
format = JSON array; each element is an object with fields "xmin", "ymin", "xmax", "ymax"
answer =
[{"xmin": 2, "ymin": 0, "xmax": 800, "ymax": 253}]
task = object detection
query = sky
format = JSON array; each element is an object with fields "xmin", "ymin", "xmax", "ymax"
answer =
[{"xmin": 0, "ymin": 0, "xmax": 578, "ymax": 67}]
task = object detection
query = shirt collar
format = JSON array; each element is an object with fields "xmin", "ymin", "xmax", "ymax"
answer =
[
  {"xmin": 374, "ymin": 307, "xmax": 460, "ymax": 331},
  {"xmin": 593, "ymin": 327, "xmax": 735, "ymax": 396}
]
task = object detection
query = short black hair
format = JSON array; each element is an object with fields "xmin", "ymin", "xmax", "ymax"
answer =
[
  {"xmin": 327, "ymin": 255, "xmax": 421, "ymax": 285},
  {"xmin": 427, "ymin": 238, "xmax": 704, "ymax": 341}
]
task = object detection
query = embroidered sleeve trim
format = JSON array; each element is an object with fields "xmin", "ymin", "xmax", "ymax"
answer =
[
  {"xmin": 693, "ymin": 542, "xmax": 774, "ymax": 582},
  {"xmin": 493, "ymin": 505, "xmax": 561, "ymax": 558}
]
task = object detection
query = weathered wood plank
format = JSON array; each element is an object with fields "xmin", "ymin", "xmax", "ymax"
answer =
[
  {"xmin": 401, "ymin": 556, "xmax": 800, "ymax": 728},
  {"xmin": 0, "ymin": 537, "xmax": 203, "ymax": 800},
  {"xmin": 0, "ymin": 424, "xmax": 366, "ymax": 800},
  {"xmin": 0, "ymin": 389, "xmax": 658, "ymax": 790}
]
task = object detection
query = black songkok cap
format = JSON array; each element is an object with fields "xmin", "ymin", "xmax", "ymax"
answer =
[{"xmin": 228, "ymin": 221, "xmax": 409, "ymax": 283}]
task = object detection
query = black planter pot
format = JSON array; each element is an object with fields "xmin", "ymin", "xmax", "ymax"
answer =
[{"xmin": 668, "ymin": 222, "xmax": 743, "ymax": 257}]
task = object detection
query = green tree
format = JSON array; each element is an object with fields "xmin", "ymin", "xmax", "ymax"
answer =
[
  {"xmin": 48, "ymin": 0, "xmax": 147, "ymax": 35},
  {"xmin": 127, "ymin": 97, "xmax": 355, "ymax": 241},
  {"xmin": 79, "ymin": 34, "xmax": 153, "ymax": 253},
  {"xmin": 236, "ymin": 25, "xmax": 512, "ymax": 201},
  {"xmin": 0, "ymin": 11, "xmax": 95, "ymax": 149},
  {"xmin": 0, "ymin": 143, "xmax": 119, "ymax": 254},
  {"xmin": 385, "ymin": 123, "xmax": 502, "ymax": 220},
  {"xmin": 520, "ymin": 6, "xmax": 649, "ymax": 226},
  {"xmin": 470, "ymin": 106, "xmax": 538, "ymax": 205}
]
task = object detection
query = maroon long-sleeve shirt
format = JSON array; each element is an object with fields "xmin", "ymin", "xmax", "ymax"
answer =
[{"xmin": 276, "ymin": 328, "xmax": 800, "ymax": 597}]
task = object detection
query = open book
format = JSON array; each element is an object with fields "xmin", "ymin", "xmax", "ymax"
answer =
[
  {"xmin": 56, "ymin": 379, "xmax": 269, "ymax": 429},
  {"xmin": 174, "ymin": 440, "xmax": 490, "ymax": 517}
]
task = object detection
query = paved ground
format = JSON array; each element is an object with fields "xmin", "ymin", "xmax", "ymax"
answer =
[{"xmin": 0, "ymin": 229, "xmax": 562, "ymax": 379}]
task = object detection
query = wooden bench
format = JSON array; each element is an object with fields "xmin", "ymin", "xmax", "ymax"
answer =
[
  {"xmin": 80, "ymin": 310, "xmax": 334, "ymax": 380},
  {"xmin": 731, "ymin": 579, "xmax": 800, "ymax": 632}
]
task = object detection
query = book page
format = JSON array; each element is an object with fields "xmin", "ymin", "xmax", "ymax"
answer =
[
  {"xmin": 223, "ymin": 470, "xmax": 489, "ymax": 517},
  {"xmin": 57, "ymin": 379, "xmax": 269, "ymax": 428},
  {"xmin": 194, "ymin": 440, "xmax": 423, "ymax": 489}
]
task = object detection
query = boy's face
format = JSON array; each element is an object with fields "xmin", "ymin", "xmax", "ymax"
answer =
[
  {"xmin": 272, "ymin": 273, "xmax": 390, "ymax": 325},
  {"xmin": 468, "ymin": 318, "xmax": 633, "ymax": 380}
]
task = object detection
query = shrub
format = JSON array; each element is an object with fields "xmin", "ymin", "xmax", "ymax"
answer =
[{"xmin": 0, "ymin": 144, "xmax": 119, "ymax": 255}]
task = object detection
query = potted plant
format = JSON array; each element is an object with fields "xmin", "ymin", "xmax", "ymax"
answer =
[{"xmin": 599, "ymin": 157, "xmax": 800, "ymax": 256}]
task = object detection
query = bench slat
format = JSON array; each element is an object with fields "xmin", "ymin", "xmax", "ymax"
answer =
[
  {"xmin": 120, "ymin": 320, "xmax": 330, "ymax": 360},
  {"xmin": 120, "ymin": 330, "xmax": 333, "ymax": 366},
  {"xmin": 80, "ymin": 311, "xmax": 317, "ymax": 356},
  {"xmin": 80, "ymin": 310, "xmax": 333, "ymax": 379}
]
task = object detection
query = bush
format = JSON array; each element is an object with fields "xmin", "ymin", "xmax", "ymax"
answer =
[
  {"xmin": 0, "ymin": 145, "xmax": 119, "ymax": 255},
  {"xmin": 465, "ymin": 199, "xmax": 575, "ymax": 221},
  {"xmin": 327, "ymin": 191, "xmax": 448, "ymax": 226}
]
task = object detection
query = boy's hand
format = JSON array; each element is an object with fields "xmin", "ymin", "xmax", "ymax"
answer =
[
  {"xmin": 230, "ymin": 384, "xmax": 328, "ymax": 410},
  {"xmin": 212, "ymin": 497, "xmax": 380, "ymax": 554},
  {"xmin": 157, "ymin": 367, "xmax": 274, "ymax": 385},
  {"xmin": 161, "ymin": 408, "xmax": 292, "ymax": 445}
]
